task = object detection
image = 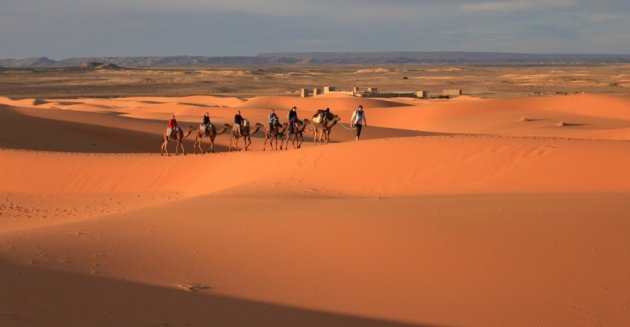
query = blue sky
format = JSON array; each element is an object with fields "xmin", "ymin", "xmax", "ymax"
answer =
[{"xmin": 1, "ymin": 0, "xmax": 629, "ymax": 58}]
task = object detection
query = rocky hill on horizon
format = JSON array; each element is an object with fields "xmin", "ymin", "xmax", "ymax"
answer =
[{"xmin": 2, "ymin": 52, "xmax": 630, "ymax": 68}]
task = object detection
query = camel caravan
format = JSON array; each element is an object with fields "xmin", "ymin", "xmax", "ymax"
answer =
[{"xmin": 160, "ymin": 106, "xmax": 358, "ymax": 156}]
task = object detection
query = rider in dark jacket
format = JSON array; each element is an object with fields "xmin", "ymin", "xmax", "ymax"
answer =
[{"xmin": 234, "ymin": 111, "xmax": 244, "ymax": 135}]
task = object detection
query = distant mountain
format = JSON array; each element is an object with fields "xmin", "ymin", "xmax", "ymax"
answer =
[
  {"xmin": 2, "ymin": 52, "xmax": 630, "ymax": 68},
  {"xmin": 259, "ymin": 52, "xmax": 630, "ymax": 65},
  {"xmin": 0, "ymin": 57, "xmax": 58, "ymax": 67}
]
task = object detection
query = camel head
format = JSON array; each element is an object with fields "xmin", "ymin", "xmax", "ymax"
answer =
[
  {"xmin": 217, "ymin": 123, "xmax": 230, "ymax": 135},
  {"xmin": 250, "ymin": 123, "xmax": 263, "ymax": 135},
  {"xmin": 183, "ymin": 125, "xmax": 194, "ymax": 137}
]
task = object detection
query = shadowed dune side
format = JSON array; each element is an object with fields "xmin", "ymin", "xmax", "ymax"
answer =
[
  {"xmin": 0, "ymin": 261, "xmax": 430, "ymax": 327},
  {"xmin": 0, "ymin": 110, "xmax": 154, "ymax": 153},
  {"xmin": 0, "ymin": 105, "xmax": 202, "ymax": 153}
]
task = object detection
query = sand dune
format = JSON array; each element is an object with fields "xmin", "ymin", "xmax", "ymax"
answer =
[
  {"xmin": 3, "ymin": 136, "xmax": 630, "ymax": 199},
  {"xmin": 360, "ymin": 94, "xmax": 630, "ymax": 140},
  {"xmin": 240, "ymin": 95, "xmax": 410, "ymax": 111},
  {"xmin": 2, "ymin": 93, "xmax": 630, "ymax": 326}
]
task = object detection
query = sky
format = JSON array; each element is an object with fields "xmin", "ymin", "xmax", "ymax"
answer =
[{"xmin": 1, "ymin": 0, "xmax": 630, "ymax": 59}]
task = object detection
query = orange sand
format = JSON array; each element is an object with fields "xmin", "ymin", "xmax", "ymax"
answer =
[{"xmin": 1, "ymin": 94, "xmax": 630, "ymax": 326}]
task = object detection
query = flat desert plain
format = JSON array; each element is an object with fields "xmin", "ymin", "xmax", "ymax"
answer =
[{"xmin": 1, "ymin": 66, "xmax": 630, "ymax": 326}]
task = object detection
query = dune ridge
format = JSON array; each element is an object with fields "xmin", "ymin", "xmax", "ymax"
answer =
[{"xmin": 2, "ymin": 135, "xmax": 630, "ymax": 198}]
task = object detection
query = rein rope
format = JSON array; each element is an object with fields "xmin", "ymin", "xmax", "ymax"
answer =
[{"xmin": 337, "ymin": 120, "xmax": 355, "ymax": 131}]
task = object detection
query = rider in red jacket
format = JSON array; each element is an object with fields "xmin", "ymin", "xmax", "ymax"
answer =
[{"xmin": 168, "ymin": 114, "xmax": 177, "ymax": 129}]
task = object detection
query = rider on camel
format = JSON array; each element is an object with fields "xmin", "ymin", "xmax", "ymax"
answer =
[
  {"xmin": 168, "ymin": 114, "xmax": 178, "ymax": 136},
  {"xmin": 268, "ymin": 109, "xmax": 280, "ymax": 132},
  {"xmin": 287, "ymin": 106, "xmax": 298, "ymax": 133},
  {"xmin": 202, "ymin": 112, "xmax": 211, "ymax": 134},
  {"xmin": 234, "ymin": 110, "xmax": 244, "ymax": 136}
]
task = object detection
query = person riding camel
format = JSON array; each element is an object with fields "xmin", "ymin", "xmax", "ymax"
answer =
[
  {"xmin": 202, "ymin": 112, "xmax": 211, "ymax": 134},
  {"xmin": 234, "ymin": 110, "xmax": 244, "ymax": 136},
  {"xmin": 287, "ymin": 106, "xmax": 298, "ymax": 133},
  {"xmin": 167, "ymin": 114, "xmax": 178, "ymax": 137},
  {"xmin": 268, "ymin": 109, "xmax": 280, "ymax": 133}
]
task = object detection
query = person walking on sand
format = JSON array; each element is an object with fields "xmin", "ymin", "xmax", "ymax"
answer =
[{"xmin": 351, "ymin": 105, "xmax": 367, "ymax": 141}]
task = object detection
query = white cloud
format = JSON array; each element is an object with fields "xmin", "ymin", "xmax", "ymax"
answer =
[{"xmin": 460, "ymin": 0, "xmax": 574, "ymax": 12}]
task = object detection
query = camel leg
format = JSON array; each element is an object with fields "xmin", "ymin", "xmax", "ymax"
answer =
[
  {"xmin": 244, "ymin": 136, "xmax": 250, "ymax": 151},
  {"xmin": 193, "ymin": 137, "xmax": 200, "ymax": 154},
  {"xmin": 179, "ymin": 140, "xmax": 186, "ymax": 155},
  {"xmin": 209, "ymin": 136, "xmax": 215, "ymax": 153},
  {"xmin": 161, "ymin": 137, "xmax": 170, "ymax": 156}
]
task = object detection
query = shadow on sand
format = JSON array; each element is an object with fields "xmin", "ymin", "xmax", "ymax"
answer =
[{"xmin": 0, "ymin": 260, "xmax": 440, "ymax": 327}]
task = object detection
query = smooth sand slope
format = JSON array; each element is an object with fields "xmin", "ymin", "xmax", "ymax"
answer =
[{"xmin": 1, "ymin": 94, "xmax": 630, "ymax": 326}]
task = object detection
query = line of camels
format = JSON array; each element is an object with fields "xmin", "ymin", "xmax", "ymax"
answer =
[{"xmin": 161, "ymin": 115, "xmax": 341, "ymax": 156}]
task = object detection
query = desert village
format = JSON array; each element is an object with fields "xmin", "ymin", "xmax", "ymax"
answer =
[{"xmin": 301, "ymin": 85, "xmax": 463, "ymax": 99}]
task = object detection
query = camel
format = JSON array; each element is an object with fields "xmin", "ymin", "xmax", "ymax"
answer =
[
  {"xmin": 283, "ymin": 119, "xmax": 310, "ymax": 150},
  {"xmin": 263, "ymin": 122, "xmax": 288, "ymax": 151},
  {"xmin": 228, "ymin": 119, "xmax": 262, "ymax": 152},
  {"xmin": 312, "ymin": 114, "xmax": 340, "ymax": 145},
  {"xmin": 160, "ymin": 126, "xmax": 193, "ymax": 156},
  {"xmin": 193, "ymin": 123, "xmax": 230, "ymax": 154}
]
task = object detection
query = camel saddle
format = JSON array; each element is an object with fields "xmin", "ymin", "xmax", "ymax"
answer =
[
  {"xmin": 200, "ymin": 124, "xmax": 213, "ymax": 135},
  {"xmin": 167, "ymin": 127, "xmax": 179, "ymax": 137}
]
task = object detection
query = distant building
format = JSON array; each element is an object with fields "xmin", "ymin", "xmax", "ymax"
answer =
[
  {"xmin": 301, "ymin": 85, "xmax": 438, "ymax": 99},
  {"xmin": 416, "ymin": 90, "xmax": 430, "ymax": 99},
  {"xmin": 442, "ymin": 89, "xmax": 463, "ymax": 97},
  {"xmin": 323, "ymin": 86, "xmax": 336, "ymax": 93}
]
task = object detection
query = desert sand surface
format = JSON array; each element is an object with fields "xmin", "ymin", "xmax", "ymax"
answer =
[{"xmin": 1, "ymin": 68, "xmax": 630, "ymax": 326}]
